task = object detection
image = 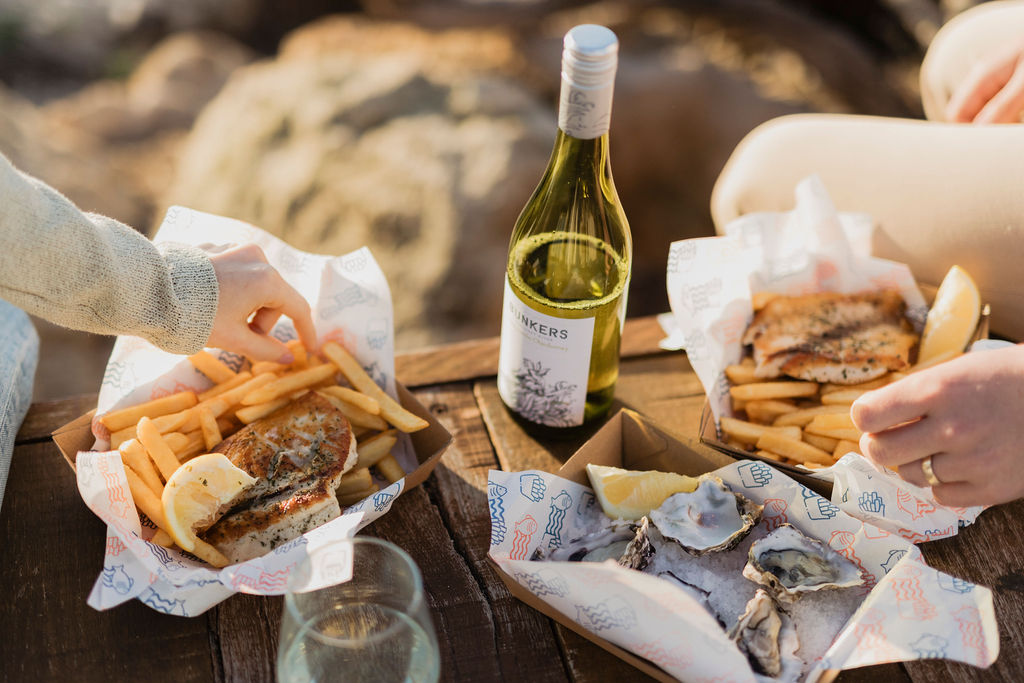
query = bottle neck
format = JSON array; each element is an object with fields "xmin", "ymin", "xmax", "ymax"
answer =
[{"xmin": 557, "ymin": 69, "xmax": 614, "ymax": 140}]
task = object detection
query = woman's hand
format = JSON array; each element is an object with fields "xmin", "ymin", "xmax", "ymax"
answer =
[
  {"xmin": 946, "ymin": 39, "xmax": 1024, "ymax": 123},
  {"xmin": 851, "ymin": 344, "xmax": 1024, "ymax": 507},
  {"xmin": 205, "ymin": 244, "xmax": 318, "ymax": 362}
]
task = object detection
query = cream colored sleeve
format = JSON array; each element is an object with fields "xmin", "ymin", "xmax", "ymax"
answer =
[{"xmin": 0, "ymin": 153, "xmax": 219, "ymax": 354}]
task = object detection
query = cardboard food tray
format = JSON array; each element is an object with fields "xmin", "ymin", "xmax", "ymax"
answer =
[
  {"xmin": 698, "ymin": 303, "xmax": 992, "ymax": 479},
  {"xmin": 489, "ymin": 408, "xmax": 997, "ymax": 682},
  {"xmin": 53, "ymin": 381, "xmax": 452, "ymax": 504},
  {"xmin": 489, "ymin": 408, "xmax": 834, "ymax": 681}
]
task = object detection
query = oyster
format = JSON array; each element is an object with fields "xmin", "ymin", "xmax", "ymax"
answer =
[
  {"xmin": 532, "ymin": 523, "xmax": 634, "ymax": 562},
  {"xmin": 742, "ymin": 523, "xmax": 864, "ymax": 602},
  {"xmin": 618, "ymin": 517, "xmax": 656, "ymax": 571},
  {"xmin": 648, "ymin": 475, "xmax": 763, "ymax": 555},
  {"xmin": 728, "ymin": 589, "xmax": 800, "ymax": 680}
]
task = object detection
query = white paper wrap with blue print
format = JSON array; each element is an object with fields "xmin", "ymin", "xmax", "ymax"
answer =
[
  {"xmin": 76, "ymin": 206, "xmax": 412, "ymax": 616},
  {"xmin": 487, "ymin": 461, "xmax": 998, "ymax": 682}
]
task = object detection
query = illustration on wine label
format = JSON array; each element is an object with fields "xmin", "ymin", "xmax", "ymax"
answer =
[{"xmin": 497, "ymin": 24, "xmax": 632, "ymax": 430}]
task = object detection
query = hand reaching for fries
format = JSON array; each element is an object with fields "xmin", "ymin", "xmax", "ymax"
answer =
[
  {"xmin": 852, "ymin": 343, "xmax": 1024, "ymax": 508},
  {"xmin": 205, "ymin": 244, "xmax": 318, "ymax": 363}
]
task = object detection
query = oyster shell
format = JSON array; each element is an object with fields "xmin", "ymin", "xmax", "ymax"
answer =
[
  {"xmin": 649, "ymin": 475, "xmax": 763, "ymax": 555},
  {"xmin": 728, "ymin": 589, "xmax": 800, "ymax": 680},
  {"xmin": 532, "ymin": 523, "xmax": 634, "ymax": 562},
  {"xmin": 618, "ymin": 516, "xmax": 656, "ymax": 571},
  {"xmin": 742, "ymin": 523, "xmax": 864, "ymax": 601}
]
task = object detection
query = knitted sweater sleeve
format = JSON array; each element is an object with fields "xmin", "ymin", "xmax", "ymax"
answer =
[{"xmin": 0, "ymin": 153, "xmax": 219, "ymax": 354}]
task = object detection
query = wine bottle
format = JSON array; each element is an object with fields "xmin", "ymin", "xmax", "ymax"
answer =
[{"xmin": 497, "ymin": 24, "xmax": 632, "ymax": 430}]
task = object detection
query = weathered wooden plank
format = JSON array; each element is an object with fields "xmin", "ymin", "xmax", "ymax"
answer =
[
  {"xmin": 0, "ymin": 440, "xmax": 214, "ymax": 681},
  {"xmin": 366, "ymin": 484, "xmax": 505, "ymax": 682},
  {"xmin": 414, "ymin": 383, "xmax": 570, "ymax": 682},
  {"xmin": 212, "ymin": 593, "xmax": 281, "ymax": 683},
  {"xmin": 15, "ymin": 393, "xmax": 98, "ymax": 444},
  {"xmin": 395, "ymin": 316, "xmax": 669, "ymax": 389},
  {"xmin": 908, "ymin": 499, "xmax": 1024, "ymax": 683}
]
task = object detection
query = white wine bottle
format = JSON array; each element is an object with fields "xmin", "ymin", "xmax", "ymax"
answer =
[{"xmin": 497, "ymin": 24, "xmax": 632, "ymax": 430}]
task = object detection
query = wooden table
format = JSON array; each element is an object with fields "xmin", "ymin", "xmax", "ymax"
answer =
[{"xmin": 2, "ymin": 315, "xmax": 1022, "ymax": 682}]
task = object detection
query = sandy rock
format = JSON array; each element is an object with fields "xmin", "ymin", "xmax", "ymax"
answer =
[{"xmin": 164, "ymin": 49, "xmax": 552, "ymax": 346}]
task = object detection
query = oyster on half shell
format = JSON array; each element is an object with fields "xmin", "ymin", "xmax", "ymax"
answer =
[
  {"xmin": 728, "ymin": 589, "xmax": 800, "ymax": 680},
  {"xmin": 649, "ymin": 475, "xmax": 763, "ymax": 555},
  {"xmin": 531, "ymin": 523, "xmax": 635, "ymax": 563},
  {"xmin": 618, "ymin": 516, "xmax": 656, "ymax": 571},
  {"xmin": 742, "ymin": 523, "xmax": 864, "ymax": 602}
]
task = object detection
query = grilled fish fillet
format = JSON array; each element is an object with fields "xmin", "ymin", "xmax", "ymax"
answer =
[
  {"xmin": 202, "ymin": 392, "xmax": 357, "ymax": 562},
  {"xmin": 742, "ymin": 291, "xmax": 919, "ymax": 384}
]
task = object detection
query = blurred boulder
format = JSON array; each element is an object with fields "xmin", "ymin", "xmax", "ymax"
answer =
[{"xmin": 164, "ymin": 22, "xmax": 553, "ymax": 346}]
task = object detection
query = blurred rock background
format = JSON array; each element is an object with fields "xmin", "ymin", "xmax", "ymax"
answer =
[{"xmin": 0, "ymin": 0, "xmax": 985, "ymax": 399}]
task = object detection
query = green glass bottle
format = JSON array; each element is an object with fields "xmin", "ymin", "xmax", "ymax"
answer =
[{"xmin": 497, "ymin": 24, "xmax": 632, "ymax": 430}]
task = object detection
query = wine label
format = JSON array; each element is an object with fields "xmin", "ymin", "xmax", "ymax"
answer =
[
  {"xmin": 498, "ymin": 278, "xmax": 595, "ymax": 427},
  {"xmin": 558, "ymin": 78, "xmax": 614, "ymax": 140}
]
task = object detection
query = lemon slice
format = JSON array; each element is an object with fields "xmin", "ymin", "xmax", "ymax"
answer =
[
  {"xmin": 586, "ymin": 464, "xmax": 699, "ymax": 521},
  {"xmin": 918, "ymin": 265, "xmax": 981, "ymax": 365},
  {"xmin": 161, "ymin": 453, "xmax": 257, "ymax": 552}
]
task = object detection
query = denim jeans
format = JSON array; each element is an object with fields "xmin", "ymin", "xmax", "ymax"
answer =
[{"xmin": 0, "ymin": 300, "xmax": 38, "ymax": 512}]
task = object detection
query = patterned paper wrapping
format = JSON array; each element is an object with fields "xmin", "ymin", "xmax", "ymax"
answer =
[
  {"xmin": 75, "ymin": 207, "xmax": 412, "ymax": 616},
  {"xmin": 665, "ymin": 176, "xmax": 985, "ymax": 542},
  {"xmin": 487, "ymin": 461, "xmax": 999, "ymax": 682}
]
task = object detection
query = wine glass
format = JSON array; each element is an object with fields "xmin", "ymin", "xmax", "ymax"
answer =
[{"xmin": 277, "ymin": 537, "xmax": 440, "ymax": 683}]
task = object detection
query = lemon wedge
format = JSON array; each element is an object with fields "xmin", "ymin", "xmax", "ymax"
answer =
[
  {"xmin": 586, "ymin": 463, "xmax": 699, "ymax": 520},
  {"xmin": 161, "ymin": 453, "xmax": 256, "ymax": 552},
  {"xmin": 918, "ymin": 265, "xmax": 981, "ymax": 366}
]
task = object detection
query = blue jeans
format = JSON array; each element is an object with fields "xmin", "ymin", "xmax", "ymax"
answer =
[{"xmin": 0, "ymin": 300, "xmax": 38, "ymax": 512}]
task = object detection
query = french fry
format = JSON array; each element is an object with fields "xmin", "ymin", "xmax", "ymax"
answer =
[
  {"xmin": 236, "ymin": 397, "xmax": 291, "ymax": 424},
  {"xmin": 119, "ymin": 439, "xmax": 163, "ymax": 497},
  {"xmin": 240, "ymin": 364, "xmax": 337, "ymax": 405},
  {"xmin": 316, "ymin": 390, "xmax": 389, "ymax": 431},
  {"xmin": 755, "ymin": 449, "xmax": 786, "ymax": 462},
  {"xmin": 190, "ymin": 538, "xmax": 230, "ymax": 568},
  {"xmin": 720, "ymin": 417, "xmax": 801, "ymax": 446},
  {"xmin": 198, "ymin": 371, "xmax": 253, "ymax": 401},
  {"xmin": 320, "ymin": 385, "xmax": 381, "ymax": 415},
  {"xmin": 123, "ymin": 465, "xmax": 168, "ymax": 529},
  {"xmin": 744, "ymin": 399, "xmax": 797, "ymax": 424},
  {"xmin": 322, "ymin": 342, "xmax": 429, "ymax": 433},
  {"xmin": 725, "ymin": 363, "xmax": 761, "ymax": 385},
  {"xmin": 287, "ymin": 339, "xmax": 308, "ymax": 369},
  {"xmin": 729, "ymin": 381, "xmax": 818, "ymax": 402},
  {"xmin": 833, "ymin": 439, "xmax": 861, "ymax": 458},
  {"xmin": 162, "ymin": 431, "xmax": 189, "ymax": 453},
  {"xmin": 137, "ymin": 416, "xmax": 182, "ymax": 481},
  {"xmin": 800, "ymin": 461, "xmax": 827, "ymax": 470},
  {"xmin": 150, "ymin": 530, "xmax": 175, "ymax": 547},
  {"xmin": 772, "ymin": 404, "xmax": 848, "ymax": 427},
  {"xmin": 820, "ymin": 389, "xmax": 871, "ymax": 405},
  {"xmin": 802, "ymin": 431, "xmax": 839, "ymax": 453},
  {"xmin": 251, "ymin": 361, "xmax": 286, "ymax": 376},
  {"xmin": 336, "ymin": 468, "xmax": 373, "ymax": 495},
  {"xmin": 803, "ymin": 415, "xmax": 861, "ymax": 442},
  {"xmin": 756, "ymin": 432, "xmax": 834, "ymax": 467},
  {"xmin": 807, "ymin": 412, "xmax": 856, "ymax": 432},
  {"xmin": 375, "ymin": 454, "xmax": 406, "ymax": 484},
  {"xmin": 99, "ymin": 391, "xmax": 198, "ymax": 432},
  {"xmin": 198, "ymin": 407, "xmax": 223, "ymax": 451},
  {"xmin": 189, "ymin": 350, "xmax": 236, "ymax": 383},
  {"xmin": 731, "ymin": 397, "xmax": 747, "ymax": 413},
  {"xmin": 820, "ymin": 375, "xmax": 891, "ymax": 395},
  {"xmin": 356, "ymin": 430, "xmax": 398, "ymax": 468},
  {"xmin": 180, "ymin": 373, "xmax": 278, "ymax": 432},
  {"xmin": 338, "ymin": 484, "xmax": 379, "ymax": 507}
]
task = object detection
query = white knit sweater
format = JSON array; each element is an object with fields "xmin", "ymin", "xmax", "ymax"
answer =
[{"xmin": 0, "ymin": 153, "xmax": 218, "ymax": 354}]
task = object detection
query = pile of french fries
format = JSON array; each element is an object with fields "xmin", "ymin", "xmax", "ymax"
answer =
[
  {"xmin": 720, "ymin": 333, "xmax": 956, "ymax": 472},
  {"xmin": 100, "ymin": 340, "xmax": 429, "ymax": 567}
]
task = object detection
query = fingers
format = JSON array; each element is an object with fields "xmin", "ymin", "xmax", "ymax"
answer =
[
  {"xmin": 850, "ymin": 376, "xmax": 932, "ymax": 434},
  {"xmin": 974, "ymin": 65, "xmax": 1024, "ymax": 123},
  {"xmin": 231, "ymin": 326, "xmax": 294, "ymax": 363},
  {"xmin": 275, "ymin": 279, "xmax": 318, "ymax": 354},
  {"xmin": 859, "ymin": 417, "xmax": 938, "ymax": 470}
]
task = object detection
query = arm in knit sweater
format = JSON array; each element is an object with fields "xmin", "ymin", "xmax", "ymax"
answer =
[{"xmin": 0, "ymin": 153, "xmax": 219, "ymax": 355}]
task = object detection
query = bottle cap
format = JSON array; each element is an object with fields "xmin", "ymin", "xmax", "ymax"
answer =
[{"xmin": 562, "ymin": 24, "xmax": 618, "ymax": 89}]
